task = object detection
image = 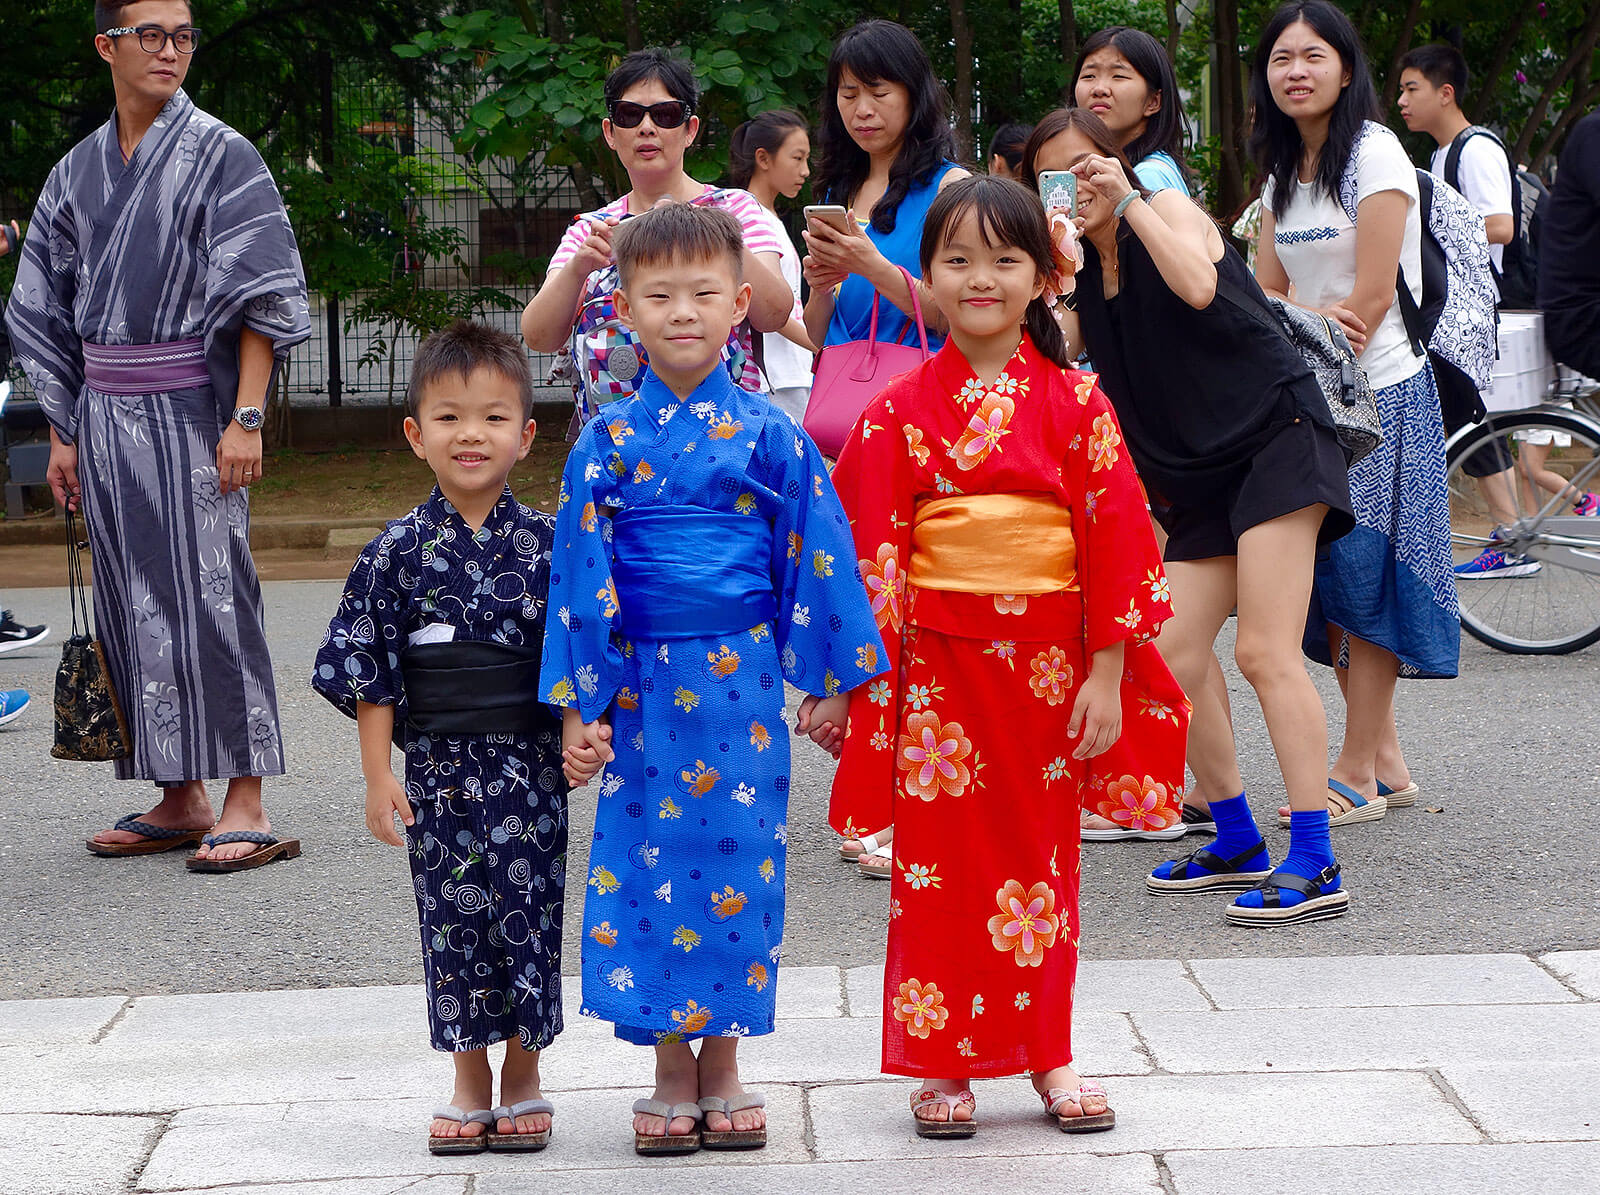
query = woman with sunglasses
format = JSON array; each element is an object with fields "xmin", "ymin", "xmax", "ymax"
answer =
[
  {"xmin": 801, "ymin": 20, "xmax": 970, "ymax": 355},
  {"xmin": 521, "ymin": 49, "xmax": 793, "ymax": 384}
]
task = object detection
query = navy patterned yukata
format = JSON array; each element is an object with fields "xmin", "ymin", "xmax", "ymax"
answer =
[
  {"xmin": 313, "ymin": 487, "xmax": 567, "ymax": 1053},
  {"xmin": 540, "ymin": 368, "xmax": 885, "ymax": 1045}
]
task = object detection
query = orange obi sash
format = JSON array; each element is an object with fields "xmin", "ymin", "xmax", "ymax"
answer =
[{"xmin": 908, "ymin": 493, "xmax": 1078, "ymax": 595}]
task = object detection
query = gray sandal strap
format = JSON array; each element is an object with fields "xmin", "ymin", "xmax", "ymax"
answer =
[
  {"xmin": 632, "ymin": 1098, "xmax": 702, "ymax": 1122},
  {"xmin": 494, "ymin": 1099, "xmax": 554, "ymax": 1120},
  {"xmin": 113, "ymin": 814, "xmax": 198, "ymax": 840},
  {"xmin": 699, "ymin": 1092, "xmax": 766, "ymax": 1114},
  {"xmin": 433, "ymin": 1104, "xmax": 494, "ymax": 1127},
  {"xmin": 201, "ymin": 830, "xmax": 279, "ymax": 848}
]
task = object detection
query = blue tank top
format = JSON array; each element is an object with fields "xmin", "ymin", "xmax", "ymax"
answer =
[{"xmin": 825, "ymin": 161, "xmax": 960, "ymax": 349}]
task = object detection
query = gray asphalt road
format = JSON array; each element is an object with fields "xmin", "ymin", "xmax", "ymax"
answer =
[{"xmin": 2, "ymin": 580, "xmax": 1596, "ymax": 1000}]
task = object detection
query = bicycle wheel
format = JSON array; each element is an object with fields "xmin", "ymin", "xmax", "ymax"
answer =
[{"xmin": 1445, "ymin": 407, "xmax": 1600, "ymax": 654}]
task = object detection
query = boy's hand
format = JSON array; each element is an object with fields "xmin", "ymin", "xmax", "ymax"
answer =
[
  {"xmin": 562, "ymin": 710, "xmax": 614, "ymax": 787},
  {"xmin": 1068, "ymin": 670, "xmax": 1123, "ymax": 760},
  {"xmin": 364, "ymin": 771, "xmax": 412, "ymax": 847},
  {"xmin": 795, "ymin": 693, "xmax": 849, "ymax": 759}
]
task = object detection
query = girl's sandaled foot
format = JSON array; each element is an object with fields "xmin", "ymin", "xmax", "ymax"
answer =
[
  {"xmin": 428, "ymin": 1105, "xmax": 493, "ymax": 1154},
  {"xmin": 839, "ymin": 829, "xmax": 890, "ymax": 861},
  {"xmin": 632, "ymin": 1099, "xmax": 702, "ymax": 1155},
  {"xmin": 1146, "ymin": 838, "xmax": 1272, "ymax": 894},
  {"xmin": 1276, "ymin": 779, "xmax": 1387, "ymax": 828},
  {"xmin": 1040, "ymin": 1081, "xmax": 1116, "ymax": 1133},
  {"xmin": 698, "ymin": 1093, "xmax": 767, "ymax": 1150},
  {"xmin": 859, "ymin": 843, "xmax": 893, "ymax": 880},
  {"xmin": 488, "ymin": 1098, "xmax": 553, "ymax": 1151},
  {"xmin": 1227, "ymin": 863, "xmax": 1349, "ymax": 926},
  {"xmin": 910, "ymin": 1084, "xmax": 977, "ymax": 1139}
]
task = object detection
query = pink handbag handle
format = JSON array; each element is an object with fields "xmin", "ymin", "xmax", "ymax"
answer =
[{"xmin": 865, "ymin": 265, "xmax": 931, "ymax": 356}]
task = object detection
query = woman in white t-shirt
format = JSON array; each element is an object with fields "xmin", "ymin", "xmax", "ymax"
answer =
[
  {"xmin": 1243, "ymin": 1, "xmax": 1457, "ymax": 920},
  {"xmin": 730, "ymin": 109, "xmax": 818, "ymax": 421}
]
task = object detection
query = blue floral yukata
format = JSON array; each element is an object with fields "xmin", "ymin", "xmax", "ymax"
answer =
[
  {"xmin": 541, "ymin": 368, "xmax": 884, "ymax": 1044},
  {"xmin": 312, "ymin": 487, "xmax": 568, "ymax": 1053}
]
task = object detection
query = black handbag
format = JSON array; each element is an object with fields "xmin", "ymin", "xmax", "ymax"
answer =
[{"xmin": 51, "ymin": 511, "xmax": 131, "ymax": 762}]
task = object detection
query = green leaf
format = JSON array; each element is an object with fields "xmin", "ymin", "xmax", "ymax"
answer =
[
  {"xmin": 748, "ymin": 11, "xmax": 781, "ymax": 32},
  {"xmin": 506, "ymin": 95, "xmax": 536, "ymax": 120},
  {"xmin": 712, "ymin": 66, "xmax": 744, "ymax": 87},
  {"xmin": 555, "ymin": 107, "xmax": 585, "ymax": 128}
]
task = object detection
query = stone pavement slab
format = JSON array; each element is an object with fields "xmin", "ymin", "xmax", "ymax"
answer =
[
  {"xmin": 0, "ymin": 1112, "xmax": 160, "ymax": 1195},
  {"xmin": 105, "ymin": 986, "xmax": 427, "ymax": 1047},
  {"xmin": 150, "ymin": 1182, "xmax": 467, "ymax": 1195},
  {"xmin": 138, "ymin": 1088, "xmax": 808, "ymax": 1189},
  {"xmin": 844, "ymin": 959, "xmax": 1211, "ymax": 1015},
  {"xmin": 1440, "ymin": 1063, "xmax": 1600, "ymax": 1142},
  {"xmin": 808, "ymin": 1071, "xmax": 1477, "ymax": 1161},
  {"xmin": 474, "ymin": 1152, "xmax": 1162, "ymax": 1194},
  {"xmin": 1133, "ymin": 1001, "xmax": 1600, "ymax": 1072},
  {"xmin": 774, "ymin": 965, "xmax": 845, "ymax": 1018},
  {"xmin": 1164, "ymin": 1143, "xmax": 1600, "ymax": 1195},
  {"xmin": 0, "ymin": 994, "xmax": 125, "ymax": 1047},
  {"xmin": 1540, "ymin": 950, "xmax": 1600, "ymax": 999},
  {"xmin": 1186, "ymin": 952, "xmax": 1577, "ymax": 1008}
]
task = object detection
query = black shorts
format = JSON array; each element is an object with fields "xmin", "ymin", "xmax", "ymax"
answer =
[{"xmin": 1154, "ymin": 418, "xmax": 1356, "ymax": 562}]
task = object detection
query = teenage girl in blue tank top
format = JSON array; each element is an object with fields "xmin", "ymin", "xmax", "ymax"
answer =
[
  {"xmin": 1073, "ymin": 26, "xmax": 1194, "ymax": 199},
  {"xmin": 802, "ymin": 20, "xmax": 970, "ymax": 354}
]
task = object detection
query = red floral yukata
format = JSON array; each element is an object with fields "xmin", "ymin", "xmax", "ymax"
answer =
[{"xmin": 829, "ymin": 334, "xmax": 1189, "ymax": 1078}]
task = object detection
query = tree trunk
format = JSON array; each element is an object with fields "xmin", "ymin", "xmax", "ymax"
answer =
[
  {"xmin": 621, "ymin": 0, "xmax": 643, "ymax": 53},
  {"xmin": 1467, "ymin": 7, "xmax": 1531, "ymax": 125},
  {"xmin": 1533, "ymin": 74, "xmax": 1600, "ymax": 172},
  {"xmin": 1380, "ymin": 0, "xmax": 1426, "ymax": 102},
  {"xmin": 1165, "ymin": 0, "xmax": 1181, "ymax": 64},
  {"xmin": 1513, "ymin": 3, "xmax": 1600, "ymax": 163},
  {"xmin": 539, "ymin": 0, "xmax": 564, "ymax": 39},
  {"xmin": 1058, "ymin": 0, "xmax": 1077, "ymax": 105},
  {"xmin": 1213, "ymin": 0, "xmax": 1246, "ymax": 216},
  {"xmin": 950, "ymin": 0, "xmax": 975, "ymax": 163},
  {"xmin": 1010, "ymin": 0, "xmax": 1025, "ymax": 123}
]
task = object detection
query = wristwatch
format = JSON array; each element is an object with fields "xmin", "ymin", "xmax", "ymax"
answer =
[{"xmin": 232, "ymin": 406, "xmax": 265, "ymax": 432}]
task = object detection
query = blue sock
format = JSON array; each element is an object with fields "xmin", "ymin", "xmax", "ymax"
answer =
[
  {"xmin": 1151, "ymin": 792, "xmax": 1268, "ymax": 879},
  {"xmin": 1233, "ymin": 809, "xmax": 1339, "ymax": 908}
]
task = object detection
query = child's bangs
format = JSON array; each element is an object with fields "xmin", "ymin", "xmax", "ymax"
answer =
[{"xmin": 937, "ymin": 187, "xmax": 1050, "ymax": 273}]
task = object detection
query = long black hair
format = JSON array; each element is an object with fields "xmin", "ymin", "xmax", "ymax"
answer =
[
  {"xmin": 1073, "ymin": 26, "xmax": 1192, "ymax": 191},
  {"xmin": 817, "ymin": 20, "xmax": 956, "ymax": 234},
  {"xmin": 728, "ymin": 109, "xmax": 808, "ymax": 190},
  {"xmin": 919, "ymin": 175, "xmax": 1074, "ymax": 369},
  {"xmin": 1248, "ymin": 1, "xmax": 1382, "ymax": 216}
]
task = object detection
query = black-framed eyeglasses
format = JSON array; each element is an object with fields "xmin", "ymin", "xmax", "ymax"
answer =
[
  {"xmin": 104, "ymin": 25, "xmax": 203, "ymax": 55},
  {"xmin": 608, "ymin": 100, "xmax": 693, "ymax": 129}
]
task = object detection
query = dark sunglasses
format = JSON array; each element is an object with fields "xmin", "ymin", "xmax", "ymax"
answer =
[{"xmin": 608, "ymin": 100, "xmax": 693, "ymax": 129}]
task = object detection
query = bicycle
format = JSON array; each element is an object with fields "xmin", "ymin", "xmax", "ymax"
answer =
[{"xmin": 1444, "ymin": 368, "xmax": 1600, "ymax": 654}]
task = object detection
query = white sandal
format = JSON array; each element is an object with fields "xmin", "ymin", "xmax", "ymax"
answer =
[
  {"xmin": 858, "ymin": 843, "xmax": 892, "ymax": 880},
  {"xmin": 839, "ymin": 832, "xmax": 882, "ymax": 861},
  {"xmin": 1042, "ymin": 1082, "xmax": 1116, "ymax": 1133},
  {"xmin": 910, "ymin": 1086, "xmax": 977, "ymax": 1138}
]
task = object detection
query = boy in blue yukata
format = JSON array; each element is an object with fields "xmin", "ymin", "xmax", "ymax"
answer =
[
  {"xmin": 312, "ymin": 323, "xmax": 567, "ymax": 1156},
  {"xmin": 542, "ymin": 203, "xmax": 884, "ymax": 1155}
]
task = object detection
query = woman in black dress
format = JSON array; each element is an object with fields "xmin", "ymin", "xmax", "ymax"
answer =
[{"xmin": 1023, "ymin": 108, "xmax": 1356, "ymax": 928}]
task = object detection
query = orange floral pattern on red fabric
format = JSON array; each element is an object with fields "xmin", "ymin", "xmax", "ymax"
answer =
[
  {"xmin": 1087, "ymin": 412, "xmax": 1122, "ymax": 472},
  {"xmin": 949, "ymin": 393, "xmax": 1016, "ymax": 472},
  {"xmin": 897, "ymin": 710, "xmax": 973, "ymax": 800},
  {"xmin": 1027, "ymin": 646, "xmax": 1073, "ymax": 706},
  {"xmin": 1095, "ymin": 774, "xmax": 1180, "ymax": 832},
  {"xmin": 892, "ymin": 978, "xmax": 950, "ymax": 1038},
  {"xmin": 860, "ymin": 542, "xmax": 906, "ymax": 632},
  {"xmin": 987, "ymin": 879, "xmax": 1061, "ymax": 967}
]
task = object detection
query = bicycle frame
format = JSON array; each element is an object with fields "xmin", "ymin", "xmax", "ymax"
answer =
[{"xmin": 1445, "ymin": 402, "xmax": 1600, "ymax": 578}]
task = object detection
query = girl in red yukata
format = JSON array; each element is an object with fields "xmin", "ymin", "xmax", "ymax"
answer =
[{"xmin": 825, "ymin": 175, "xmax": 1188, "ymax": 1139}]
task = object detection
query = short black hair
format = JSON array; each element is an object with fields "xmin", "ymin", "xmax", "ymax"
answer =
[
  {"xmin": 1400, "ymin": 43, "xmax": 1469, "ymax": 103},
  {"xmin": 604, "ymin": 48, "xmax": 698, "ymax": 113},
  {"xmin": 612, "ymin": 202, "xmax": 744, "ymax": 291},
  {"xmin": 407, "ymin": 321, "xmax": 534, "ymax": 421},
  {"xmin": 988, "ymin": 123, "xmax": 1033, "ymax": 171},
  {"xmin": 95, "ymin": 1, "xmax": 189, "ymax": 35}
]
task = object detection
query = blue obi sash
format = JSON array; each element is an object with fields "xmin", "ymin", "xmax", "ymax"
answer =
[{"xmin": 612, "ymin": 507, "xmax": 776, "ymax": 640}]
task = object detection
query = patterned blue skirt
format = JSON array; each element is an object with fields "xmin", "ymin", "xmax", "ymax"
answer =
[{"xmin": 1304, "ymin": 363, "xmax": 1460, "ymax": 679}]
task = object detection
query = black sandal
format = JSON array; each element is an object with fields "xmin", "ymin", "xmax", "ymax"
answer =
[
  {"xmin": 1226, "ymin": 864, "xmax": 1350, "ymax": 926},
  {"xmin": 1146, "ymin": 838, "xmax": 1272, "ymax": 894}
]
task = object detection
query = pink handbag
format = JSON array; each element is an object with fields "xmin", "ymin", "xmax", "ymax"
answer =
[{"xmin": 803, "ymin": 265, "xmax": 931, "ymax": 458}]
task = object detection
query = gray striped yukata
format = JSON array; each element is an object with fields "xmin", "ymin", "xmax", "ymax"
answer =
[{"xmin": 6, "ymin": 89, "xmax": 310, "ymax": 784}]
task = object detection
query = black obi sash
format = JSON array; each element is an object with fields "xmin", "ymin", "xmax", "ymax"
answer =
[{"xmin": 399, "ymin": 641, "xmax": 554, "ymax": 736}]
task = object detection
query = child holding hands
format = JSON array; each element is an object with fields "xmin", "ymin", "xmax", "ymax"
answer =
[
  {"xmin": 541, "ymin": 202, "xmax": 883, "ymax": 1154},
  {"xmin": 828, "ymin": 176, "xmax": 1188, "ymax": 1137},
  {"xmin": 312, "ymin": 323, "xmax": 567, "ymax": 1155}
]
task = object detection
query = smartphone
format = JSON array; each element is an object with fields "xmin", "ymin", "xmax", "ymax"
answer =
[
  {"xmin": 1037, "ymin": 170, "xmax": 1078, "ymax": 217},
  {"xmin": 803, "ymin": 204, "xmax": 852, "ymax": 234}
]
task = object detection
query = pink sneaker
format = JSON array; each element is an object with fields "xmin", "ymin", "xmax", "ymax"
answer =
[{"xmin": 1574, "ymin": 492, "xmax": 1600, "ymax": 517}]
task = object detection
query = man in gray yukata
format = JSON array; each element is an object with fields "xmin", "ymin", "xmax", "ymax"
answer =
[{"xmin": 6, "ymin": 1, "xmax": 310, "ymax": 870}]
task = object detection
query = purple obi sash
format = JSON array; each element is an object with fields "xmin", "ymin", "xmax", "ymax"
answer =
[{"xmin": 83, "ymin": 338, "xmax": 209, "ymax": 396}]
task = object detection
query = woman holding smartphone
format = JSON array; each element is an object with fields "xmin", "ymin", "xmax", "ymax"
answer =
[
  {"xmin": 1251, "ymin": 1, "xmax": 1457, "ymax": 838},
  {"xmin": 801, "ymin": 19, "xmax": 969, "ymax": 354},
  {"xmin": 1024, "ymin": 108, "xmax": 1357, "ymax": 927},
  {"xmin": 1073, "ymin": 26, "xmax": 1193, "ymax": 197}
]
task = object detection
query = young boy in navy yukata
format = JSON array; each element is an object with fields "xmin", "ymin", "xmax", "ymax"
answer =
[
  {"xmin": 312, "ymin": 322, "xmax": 567, "ymax": 1156},
  {"xmin": 541, "ymin": 202, "xmax": 884, "ymax": 1154}
]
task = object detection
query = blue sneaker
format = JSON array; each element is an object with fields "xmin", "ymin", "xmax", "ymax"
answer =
[
  {"xmin": 0, "ymin": 689, "xmax": 30, "ymax": 728},
  {"xmin": 1454, "ymin": 548, "xmax": 1541, "ymax": 579}
]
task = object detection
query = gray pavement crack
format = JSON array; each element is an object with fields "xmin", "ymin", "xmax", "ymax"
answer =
[
  {"xmin": 799, "ymin": 1082, "xmax": 820, "ymax": 1160},
  {"xmin": 126, "ymin": 1109, "xmax": 175, "ymax": 1195},
  {"xmin": 92, "ymin": 996, "xmax": 135, "ymax": 1045},
  {"xmin": 1528, "ymin": 950, "xmax": 1590, "ymax": 1000},
  {"xmin": 1124, "ymin": 1012, "xmax": 1167, "ymax": 1075},
  {"xmin": 1424, "ymin": 1066, "xmax": 1494, "ymax": 1143},
  {"xmin": 1152, "ymin": 1151, "xmax": 1180, "ymax": 1194},
  {"xmin": 1177, "ymin": 959, "xmax": 1221, "ymax": 1011}
]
